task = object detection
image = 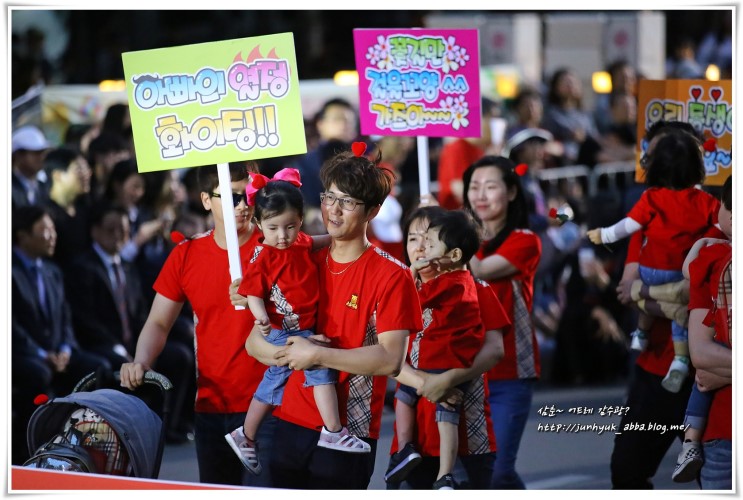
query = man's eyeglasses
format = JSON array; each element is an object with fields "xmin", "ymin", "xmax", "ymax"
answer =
[
  {"xmin": 320, "ymin": 192, "xmax": 365, "ymax": 212},
  {"xmin": 211, "ymin": 192, "xmax": 247, "ymax": 207}
]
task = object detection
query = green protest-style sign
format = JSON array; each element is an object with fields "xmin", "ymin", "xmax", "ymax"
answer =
[{"xmin": 123, "ymin": 33, "xmax": 306, "ymax": 172}]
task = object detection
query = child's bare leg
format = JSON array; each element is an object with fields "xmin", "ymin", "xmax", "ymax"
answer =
[
  {"xmin": 437, "ymin": 421, "xmax": 458, "ymax": 480},
  {"xmin": 314, "ymin": 384, "xmax": 342, "ymax": 432},
  {"xmin": 394, "ymin": 399, "xmax": 417, "ymax": 447},
  {"xmin": 244, "ymin": 399, "xmax": 274, "ymax": 440},
  {"xmin": 673, "ymin": 340, "xmax": 690, "ymax": 358},
  {"xmin": 684, "ymin": 426, "xmax": 703, "ymax": 443},
  {"xmin": 637, "ymin": 311, "xmax": 653, "ymax": 331}
]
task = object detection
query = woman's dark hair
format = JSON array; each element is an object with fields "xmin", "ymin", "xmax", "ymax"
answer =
[
  {"xmin": 319, "ymin": 148, "xmax": 394, "ymax": 211},
  {"xmin": 645, "ymin": 119, "xmax": 704, "ymax": 144},
  {"xmin": 104, "ymin": 159, "xmax": 140, "ymax": 200},
  {"xmin": 102, "ymin": 103, "xmax": 130, "ymax": 136},
  {"xmin": 644, "ymin": 130, "xmax": 705, "ymax": 189},
  {"xmin": 253, "ymin": 180, "xmax": 305, "ymax": 222},
  {"xmin": 547, "ymin": 68, "xmax": 581, "ymax": 108},
  {"xmin": 426, "ymin": 209, "xmax": 482, "ymax": 264},
  {"xmin": 400, "ymin": 205, "xmax": 447, "ymax": 266},
  {"xmin": 462, "ymin": 155, "xmax": 529, "ymax": 256}
]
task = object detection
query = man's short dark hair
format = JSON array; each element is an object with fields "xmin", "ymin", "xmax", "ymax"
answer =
[
  {"xmin": 426, "ymin": 209, "xmax": 482, "ymax": 264},
  {"xmin": 319, "ymin": 149, "xmax": 393, "ymax": 210},
  {"xmin": 195, "ymin": 161, "xmax": 257, "ymax": 194},
  {"xmin": 12, "ymin": 205, "xmax": 49, "ymax": 244},
  {"xmin": 44, "ymin": 147, "xmax": 80, "ymax": 176},
  {"xmin": 88, "ymin": 200, "xmax": 129, "ymax": 230}
]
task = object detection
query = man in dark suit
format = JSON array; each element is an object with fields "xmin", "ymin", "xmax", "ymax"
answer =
[
  {"xmin": 12, "ymin": 125, "xmax": 52, "ymax": 211},
  {"xmin": 11, "ymin": 206, "xmax": 111, "ymax": 465},
  {"xmin": 66, "ymin": 201, "xmax": 195, "ymax": 443},
  {"xmin": 66, "ymin": 203, "xmax": 146, "ymax": 364}
]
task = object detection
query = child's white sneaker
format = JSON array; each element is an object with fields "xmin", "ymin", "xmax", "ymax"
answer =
[
  {"xmin": 317, "ymin": 426, "xmax": 371, "ymax": 453},
  {"xmin": 661, "ymin": 357, "xmax": 689, "ymax": 393},
  {"xmin": 672, "ymin": 440, "xmax": 704, "ymax": 482},
  {"xmin": 225, "ymin": 426, "xmax": 262, "ymax": 474},
  {"xmin": 630, "ymin": 329, "xmax": 649, "ymax": 351}
]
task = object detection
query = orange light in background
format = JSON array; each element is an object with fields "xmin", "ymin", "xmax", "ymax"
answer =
[
  {"xmin": 592, "ymin": 71, "xmax": 612, "ymax": 94},
  {"xmin": 706, "ymin": 64, "xmax": 720, "ymax": 81},
  {"xmin": 99, "ymin": 80, "xmax": 126, "ymax": 92},
  {"xmin": 333, "ymin": 71, "xmax": 359, "ymax": 86},
  {"xmin": 495, "ymin": 74, "xmax": 518, "ymax": 99}
]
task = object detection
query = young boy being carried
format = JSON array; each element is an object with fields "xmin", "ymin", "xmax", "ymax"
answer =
[{"xmin": 388, "ymin": 210, "xmax": 484, "ymax": 490}]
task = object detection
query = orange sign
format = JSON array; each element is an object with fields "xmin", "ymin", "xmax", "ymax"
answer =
[{"xmin": 637, "ymin": 79, "xmax": 732, "ymax": 186}]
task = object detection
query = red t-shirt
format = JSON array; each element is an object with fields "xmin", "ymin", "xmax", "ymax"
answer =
[
  {"xmin": 478, "ymin": 229, "xmax": 542, "ymax": 381},
  {"xmin": 436, "ymin": 139, "xmax": 485, "ymax": 210},
  {"xmin": 410, "ymin": 270, "xmax": 485, "ymax": 370},
  {"xmin": 237, "ymin": 232, "xmax": 318, "ymax": 331},
  {"xmin": 392, "ymin": 279, "xmax": 510, "ymax": 457},
  {"xmin": 474, "ymin": 277, "xmax": 512, "ymax": 334},
  {"xmin": 625, "ymin": 228, "xmax": 728, "ymax": 377},
  {"xmin": 688, "ymin": 242, "xmax": 732, "ymax": 442},
  {"xmin": 627, "ymin": 187, "xmax": 720, "ymax": 270},
  {"xmin": 153, "ymin": 229, "xmax": 265, "ymax": 413},
  {"xmin": 274, "ymin": 246, "xmax": 423, "ymax": 439}
]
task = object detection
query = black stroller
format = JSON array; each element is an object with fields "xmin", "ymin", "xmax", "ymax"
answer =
[{"xmin": 23, "ymin": 370, "xmax": 172, "ymax": 479}]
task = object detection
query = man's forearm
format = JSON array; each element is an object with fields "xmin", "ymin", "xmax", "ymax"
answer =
[
  {"xmin": 688, "ymin": 309, "xmax": 732, "ymax": 377},
  {"xmin": 631, "ymin": 279, "xmax": 690, "ymax": 304},
  {"xmin": 132, "ymin": 321, "xmax": 169, "ymax": 369},
  {"xmin": 313, "ymin": 330, "xmax": 407, "ymax": 377}
]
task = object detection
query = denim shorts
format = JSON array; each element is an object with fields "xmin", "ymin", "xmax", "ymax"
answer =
[
  {"xmin": 396, "ymin": 370, "xmax": 470, "ymax": 425},
  {"xmin": 254, "ymin": 328, "xmax": 337, "ymax": 406},
  {"xmin": 700, "ymin": 439, "xmax": 732, "ymax": 490}
]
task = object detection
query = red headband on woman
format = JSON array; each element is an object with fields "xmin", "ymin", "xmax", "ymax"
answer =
[{"xmin": 245, "ymin": 167, "xmax": 302, "ymax": 206}]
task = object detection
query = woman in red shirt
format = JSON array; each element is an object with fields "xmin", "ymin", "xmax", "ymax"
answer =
[{"xmin": 463, "ymin": 156, "xmax": 542, "ymax": 489}]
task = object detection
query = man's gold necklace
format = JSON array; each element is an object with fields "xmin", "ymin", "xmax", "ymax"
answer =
[{"xmin": 326, "ymin": 244, "xmax": 371, "ymax": 275}]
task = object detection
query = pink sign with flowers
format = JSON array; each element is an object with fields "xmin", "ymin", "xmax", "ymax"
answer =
[{"xmin": 353, "ymin": 28, "xmax": 481, "ymax": 138}]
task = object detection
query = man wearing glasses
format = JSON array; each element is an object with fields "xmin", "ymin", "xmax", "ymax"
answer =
[
  {"xmin": 120, "ymin": 162, "xmax": 277, "ymax": 488},
  {"xmin": 246, "ymin": 149, "xmax": 423, "ymax": 489}
]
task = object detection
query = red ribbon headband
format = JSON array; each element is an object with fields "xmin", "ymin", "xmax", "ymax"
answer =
[{"xmin": 245, "ymin": 167, "xmax": 302, "ymax": 206}]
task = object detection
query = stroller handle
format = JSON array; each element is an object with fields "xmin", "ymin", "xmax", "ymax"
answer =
[{"xmin": 73, "ymin": 369, "xmax": 174, "ymax": 394}]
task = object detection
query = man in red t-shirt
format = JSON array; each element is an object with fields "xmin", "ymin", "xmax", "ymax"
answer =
[
  {"xmin": 609, "ymin": 122, "xmax": 711, "ymax": 489},
  {"xmin": 120, "ymin": 163, "xmax": 274, "ymax": 487},
  {"xmin": 246, "ymin": 148, "xmax": 423, "ymax": 489},
  {"xmin": 684, "ymin": 175, "xmax": 732, "ymax": 489}
]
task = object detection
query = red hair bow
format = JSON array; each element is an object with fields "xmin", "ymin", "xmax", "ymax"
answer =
[
  {"xmin": 245, "ymin": 167, "xmax": 302, "ymax": 206},
  {"xmin": 351, "ymin": 141, "xmax": 367, "ymax": 157},
  {"xmin": 703, "ymin": 138, "xmax": 717, "ymax": 153},
  {"xmin": 514, "ymin": 163, "xmax": 528, "ymax": 176}
]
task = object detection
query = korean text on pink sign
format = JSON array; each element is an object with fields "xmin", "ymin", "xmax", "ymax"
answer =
[{"xmin": 353, "ymin": 29, "xmax": 481, "ymax": 138}]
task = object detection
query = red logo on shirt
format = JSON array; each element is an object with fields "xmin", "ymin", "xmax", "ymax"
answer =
[{"xmin": 346, "ymin": 294, "xmax": 359, "ymax": 310}]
